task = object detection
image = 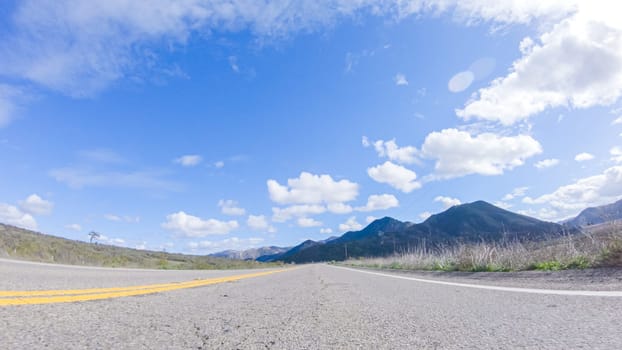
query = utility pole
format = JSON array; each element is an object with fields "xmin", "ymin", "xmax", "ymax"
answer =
[{"xmin": 344, "ymin": 243, "xmax": 348, "ymax": 260}]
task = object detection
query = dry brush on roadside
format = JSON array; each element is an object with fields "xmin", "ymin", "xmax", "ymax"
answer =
[{"xmin": 343, "ymin": 223, "xmax": 622, "ymax": 272}]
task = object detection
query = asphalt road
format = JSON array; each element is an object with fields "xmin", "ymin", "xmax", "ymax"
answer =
[{"xmin": 1, "ymin": 259, "xmax": 622, "ymax": 349}]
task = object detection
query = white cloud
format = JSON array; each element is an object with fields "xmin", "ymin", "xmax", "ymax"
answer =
[
  {"xmin": 320, "ymin": 228, "xmax": 333, "ymax": 234},
  {"xmin": 218, "ymin": 199, "xmax": 246, "ymax": 216},
  {"xmin": 394, "ymin": 73, "xmax": 408, "ymax": 86},
  {"xmin": 0, "ymin": 203, "xmax": 37, "ymax": 230},
  {"xmin": 339, "ymin": 216, "xmax": 363, "ymax": 232},
  {"xmin": 611, "ymin": 147, "xmax": 622, "ymax": 163},
  {"xmin": 523, "ymin": 165, "xmax": 622, "ymax": 215},
  {"xmin": 502, "ymin": 186, "xmax": 529, "ymax": 201},
  {"xmin": 367, "ymin": 161, "xmax": 421, "ymax": 193},
  {"xmin": 534, "ymin": 158, "xmax": 560, "ymax": 169},
  {"xmin": 175, "ymin": 154, "xmax": 202, "ymax": 167},
  {"xmin": 418, "ymin": 211, "xmax": 432, "ymax": 221},
  {"xmin": 18, "ymin": 194, "xmax": 53, "ymax": 215},
  {"xmin": 247, "ymin": 214, "xmax": 275, "ymax": 232},
  {"xmin": 356, "ymin": 194, "xmax": 399, "ymax": 212},
  {"xmin": 365, "ymin": 216, "xmax": 378, "ymax": 223},
  {"xmin": 448, "ymin": 71, "xmax": 474, "ymax": 92},
  {"xmin": 187, "ymin": 237, "xmax": 264, "ymax": 253},
  {"xmin": 297, "ymin": 217, "xmax": 322, "ymax": 228},
  {"xmin": 267, "ymin": 172, "xmax": 358, "ymax": 205},
  {"xmin": 493, "ymin": 201, "xmax": 512, "ymax": 210},
  {"xmin": 135, "ymin": 242, "xmax": 147, "ymax": 250},
  {"xmin": 421, "ymin": 128, "xmax": 542, "ymax": 179},
  {"xmin": 96, "ymin": 234, "xmax": 126, "ymax": 247},
  {"xmin": 326, "ymin": 202, "xmax": 353, "ymax": 214},
  {"xmin": 434, "ymin": 196, "xmax": 461, "ymax": 209},
  {"xmin": 214, "ymin": 161, "xmax": 225, "ymax": 168},
  {"xmin": 271, "ymin": 204, "xmax": 326, "ymax": 222},
  {"xmin": 364, "ymin": 138, "xmax": 418, "ymax": 164},
  {"xmin": 574, "ymin": 152, "xmax": 594, "ymax": 162},
  {"xmin": 457, "ymin": 3, "xmax": 622, "ymax": 125},
  {"xmin": 612, "ymin": 116, "xmax": 622, "ymax": 125},
  {"xmin": 65, "ymin": 223, "xmax": 82, "ymax": 231},
  {"xmin": 104, "ymin": 214, "xmax": 140, "ymax": 223},
  {"xmin": 0, "ymin": 0, "xmax": 580, "ymax": 101},
  {"xmin": 162, "ymin": 211, "xmax": 238, "ymax": 237}
]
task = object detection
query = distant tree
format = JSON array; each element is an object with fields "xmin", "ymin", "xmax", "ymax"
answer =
[{"xmin": 88, "ymin": 231, "xmax": 101, "ymax": 244}]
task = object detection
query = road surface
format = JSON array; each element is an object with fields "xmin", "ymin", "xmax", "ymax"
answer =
[{"xmin": 1, "ymin": 259, "xmax": 621, "ymax": 349}]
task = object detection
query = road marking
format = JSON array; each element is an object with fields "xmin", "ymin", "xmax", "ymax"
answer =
[
  {"xmin": 0, "ymin": 269, "xmax": 289, "ymax": 306},
  {"xmin": 330, "ymin": 265, "xmax": 622, "ymax": 297}
]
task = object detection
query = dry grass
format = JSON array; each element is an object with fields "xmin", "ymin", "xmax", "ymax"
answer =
[
  {"xmin": 0, "ymin": 224, "xmax": 281, "ymax": 270},
  {"xmin": 344, "ymin": 223, "xmax": 622, "ymax": 272}
]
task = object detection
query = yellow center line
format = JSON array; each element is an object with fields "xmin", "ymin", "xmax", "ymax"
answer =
[{"xmin": 0, "ymin": 269, "xmax": 290, "ymax": 306}]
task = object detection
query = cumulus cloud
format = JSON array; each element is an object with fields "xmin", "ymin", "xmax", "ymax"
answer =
[
  {"xmin": 457, "ymin": 3, "xmax": 622, "ymax": 125},
  {"xmin": 434, "ymin": 196, "xmax": 461, "ymax": 209},
  {"xmin": 320, "ymin": 228, "xmax": 333, "ymax": 234},
  {"xmin": 267, "ymin": 172, "xmax": 358, "ymax": 205},
  {"xmin": 534, "ymin": 158, "xmax": 560, "ymax": 169},
  {"xmin": 363, "ymin": 138, "xmax": 418, "ymax": 164},
  {"xmin": 367, "ymin": 161, "xmax": 421, "ymax": 193},
  {"xmin": 247, "ymin": 214, "xmax": 275, "ymax": 232},
  {"xmin": 418, "ymin": 211, "xmax": 432, "ymax": 221},
  {"xmin": 611, "ymin": 147, "xmax": 622, "ymax": 163},
  {"xmin": 326, "ymin": 202, "xmax": 353, "ymax": 214},
  {"xmin": 366, "ymin": 216, "xmax": 378, "ymax": 223},
  {"xmin": 356, "ymin": 194, "xmax": 399, "ymax": 212},
  {"xmin": 218, "ymin": 199, "xmax": 246, "ymax": 216},
  {"xmin": 271, "ymin": 204, "xmax": 326, "ymax": 222},
  {"xmin": 421, "ymin": 128, "xmax": 542, "ymax": 179},
  {"xmin": 0, "ymin": 203, "xmax": 37, "ymax": 230},
  {"xmin": 18, "ymin": 194, "xmax": 53, "ymax": 215},
  {"xmin": 574, "ymin": 152, "xmax": 594, "ymax": 162},
  {"xmin": 162, "ymin": 211, "xmax": 238, "ymax": 237},
  {"xmin": 339, "ymin": 216, "xmax": 363, "ymax": 232},
  {"xmin": 502, "ymin": 186, "xmax": 529, "ymax": 201},
  {"xmin": 297, "ymin": 217, "xmax": 322, "ymax": 228},
  {"xmin": 523, "ymin": 165, "xmax": 622, "ymax": 215},
  {"xmin": 175, "ymin": 154, "xmax": 202, "ymax": 167},
  {"xmin": 394, "ymin": 73, "xmax": 408, "ymax": 86}
]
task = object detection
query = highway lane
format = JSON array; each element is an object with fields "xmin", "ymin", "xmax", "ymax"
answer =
[{"xmin": 1, "ymin": 260, "xmax": 622, "ymax": 349}]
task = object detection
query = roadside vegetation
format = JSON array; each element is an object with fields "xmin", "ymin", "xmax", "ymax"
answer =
[
  {"xmin": 343, "ymin": 222, "xmax": 622, "ymax": 272},
  {"xmin": 0, "ymin": 224, "xmax": 281, "ymax": 270}
]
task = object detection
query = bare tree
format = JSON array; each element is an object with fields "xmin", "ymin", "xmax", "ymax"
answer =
[{"xmin": 88, "ymin": 231, "xmax": 101, "ymax": 244}]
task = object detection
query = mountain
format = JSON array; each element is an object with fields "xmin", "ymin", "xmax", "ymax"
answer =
[
  {"xmin": 270, "ymin": 201, "xmax": 565, "ymax": 263},
  {"xmin": 209, "ymin": 246, "xmax": 290, "ymax": 260},
  {"xmin": 565, "ymin": 199, "xmax": 622, "ymax": 227}
]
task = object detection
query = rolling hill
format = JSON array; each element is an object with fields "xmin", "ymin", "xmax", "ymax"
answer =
[{"xmin": 0, "ymin": 223, "xmax": 277, "ymax": 269}]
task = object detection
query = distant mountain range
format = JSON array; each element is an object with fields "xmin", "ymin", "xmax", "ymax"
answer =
[
  {"xmin": 258, "ymin": 201, "xmax": 566, "ymax": 263},
  {"xmin": 209, "ymin": 246, "xmax": 290, "ymax": 260},
  {"xmin": 564, "ymin": 199, "xmax": 622, "ymax": 227}
]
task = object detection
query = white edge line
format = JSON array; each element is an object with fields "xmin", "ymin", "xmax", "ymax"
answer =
[{"xmin": 328, "ymin": 265, "xmax": 622, "ymax": 297}]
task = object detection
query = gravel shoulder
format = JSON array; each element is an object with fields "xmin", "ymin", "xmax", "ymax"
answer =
[{"xmin": 343, "ymin": 264, "xmax": 622, "ymax": 291}]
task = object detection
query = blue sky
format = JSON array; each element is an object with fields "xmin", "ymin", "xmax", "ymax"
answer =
[{"xmin": 1, "ymin": 1, "xmax": 622, "ymax": 254}]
